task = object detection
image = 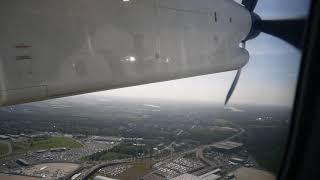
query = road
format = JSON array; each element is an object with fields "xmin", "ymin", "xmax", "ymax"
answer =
[{"xmin": 196, "ymin": 126, "xmax": 245, "ymax": 166}]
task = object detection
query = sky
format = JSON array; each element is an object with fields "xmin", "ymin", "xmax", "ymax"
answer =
[{"xmin": 83, "ymin": 0, "xmax": 310, "ymax": 107}]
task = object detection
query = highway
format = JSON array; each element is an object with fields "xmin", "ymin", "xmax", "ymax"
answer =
[{"xmin": 196, "ymin": 126, "xmax": 245, "ymax": 166}]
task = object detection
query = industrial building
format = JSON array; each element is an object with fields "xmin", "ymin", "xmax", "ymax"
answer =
[
  {"xmin": 16, "ymin": 159, "xmax": 30, "ymax": 166},
  {"xmin": 93, "ymin": 136, "xmax": 122, "ymax": 142},
  {"xmin": 171, "ymin": 172, "xmax": 221, "ymax": 180},
  {"xmin": 0, "ymin": 135, "xmax": 9, "ymax": 140},
  {"xmin": 36, "ymin": 149, "xmax": 47, "ymax": 153},
  {"xmin": 50, "ymin": 147, "xmax": 67, "ymax": 152},
  {"xmin": 198, "ymin": 169, "xmax": 221, "ymax": 179},
  {"xmin": 171, "ymin": 174, "xmax": 199, "ymax": 180},
  {"xmin": 210, "ymin": 141, "xmax": 243, "ymax": 153},
  {"xmin": 94, "ymin": 175, "xmax": 119, "ymax": 180},
  {"xmin": 230, "ymin": 157, "xmax": 245, "ymax": 163}
]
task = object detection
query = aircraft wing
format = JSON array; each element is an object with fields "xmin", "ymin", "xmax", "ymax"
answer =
[{"xmin": 0, "ymin": 0, "xmax": 251, "ymax": 106}]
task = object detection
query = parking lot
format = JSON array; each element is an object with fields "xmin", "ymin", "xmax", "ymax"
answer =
[
  {"xmin": 97, "ymin": 164, "xmax": 133, "ymax": 177},
  {"xmin": 145, "ymin": 157, "xmax": 205, "ymax": 179},
  {"xmin": 23, "ymin": 139, "xmax": 118, "ymax": 164},
  {"xmin": 0, "ymin": 137, "xmax": 120, "ymax": 173},
  {"xmin": 18, "ymin": 163, "xmax": 80, "ymax": 179}
]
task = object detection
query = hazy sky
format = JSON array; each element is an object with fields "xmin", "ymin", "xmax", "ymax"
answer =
[{"xmin": 85, "ymin": 0, "xmax": 310, "ymax": 107}]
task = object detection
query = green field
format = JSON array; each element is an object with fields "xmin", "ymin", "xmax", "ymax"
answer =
[
  {"xmin": 30, "ymin": 137, "xmax": 82, "ymax": 149},
  {"xmin": 0, "ymin": 142, "xmax": 9, "ymax": 156},
  {"xmin": 115, "ymin": 161, "xmax": 154, "ymax": 180},
  {"xmin": 13, "ymin": 137, "xmax": 82, "ymax": 152},
  {"xmin": 99, "ymin": 152, "xmax": 130, "ymax": 161},
  {"xmin": 187, "ymin": 127, "xmax": 236, "ymax": 144},
  {"xmin": 83, "ymin": 151, "xmax": 131, "ymax": 161},
  {"xmin": 12, "ymin": 141, "xmax": 31, "ymax": 153}
]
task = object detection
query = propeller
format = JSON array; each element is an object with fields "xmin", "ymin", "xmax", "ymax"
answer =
[
  {"xmin": 224, "ymin": 0, "xmax": 306, "ymax": 105},
  {"xmin": 256, "ymin": 19, "xmax": 306, "ymax": 50},
  {"xmin": 225, "ymin": 69, "xmax": 241, "ymax": 105},
  {"xmin": 224, "ymin": 0, "xmax": 257, "ymax": 106},
  {"xmin": 241, "ymin": 0, "xmax": 258, "ymax": 12}
]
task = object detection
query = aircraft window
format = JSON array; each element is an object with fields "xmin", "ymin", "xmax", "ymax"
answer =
[{"xmin": 0, "ymin": 0, "xmax": 310, "ymax": 180}]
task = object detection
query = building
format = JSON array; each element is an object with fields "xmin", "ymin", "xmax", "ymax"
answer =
[
  {"xmin": 198, "ymin": 169, "xmax": 221, "ymax": 180},
  {"xmin": 36, "ymin": 149, "xmax": 47, "ymax": 153},
  {"xmin": 20, "ymin": 134, "xmax": 31, "ymax": 138},
  {"xmin": 30, "ymin": 133, "xmax": 48, "ymax": 140},
  {"xmin": 199, "ymin": 169, "xmax": 221, "ymax": 177},
  {"xmin": 7, "ymin": 134, "xmax": 20, "ymax": 138},
  {"xmin": 50, "ymin": 147, "xmax": 67, "ymax": 152},
  {"xmin": 0, "ymin": 135, "xmax": 9, "ymax": 140},
  {"xmin": 200, "ymin": 173, "xmax": 220, "ymax": 180},
  {"xmin": 230, "ymin": 157, "xmax": 245, "ymax": 163},
  {"xmin": 210, "ymin": 141, "xmax": 243, "ymax": 153},
  {"xmin": 123, "ymin": 137, "xmax": 144, "ymax": 141},
  {"xmin": 93, "ymin": 136, "xmax": 122, "ymax": 142},
  {"xmin": 94, "ymin": 176, "xmax": 119, "ymax": 180},
  {"xmin": 171, "ymin": 173, "xmax": 220, "ymax": 180},
  {"xmin": 133, "ymin": 143, "xmax": 146, "ymax": 146},
  {"xmin": 73, "ymin": 134, "xmax": 86, "ymax": 139},
  {"xmin": 244, "ymin": 163, "xmax": 254, "ymax": 167},
  {"xmin": 226, "ymin": 173, "xmax": 235, "ymax": 179},
  {"xmin": 16, "ymin": 159, "xmax": 29, "ymax": 166},
  {"xmin": 171, "ymin": 174, "xmax": 199, "ymax": 180}
]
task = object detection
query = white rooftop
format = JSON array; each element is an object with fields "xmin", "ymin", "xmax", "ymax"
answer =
[
  {"xmin": 201, "ymin": 173, "xmax": 220, "ymax": 180},
  {"xmin": 171, "ymin": 173, "xmax": 220, "ymax": 180},
  {"xmin": 94, "ymin": 176, "xmax": 119, "ymax": 180},
  {"xmin": 171, "ymin": 174, "xmax": 199, "ymax": 180}
]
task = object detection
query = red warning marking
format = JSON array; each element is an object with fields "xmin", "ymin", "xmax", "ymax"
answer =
[{"xmin": 15, "ymin": 43, "xmax": 32, "ymax": 48}]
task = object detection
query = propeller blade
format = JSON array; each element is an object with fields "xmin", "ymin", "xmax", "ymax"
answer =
[
  {"xmin": 241, "ymin": 0, "xmax": 258, "ymax": 12},
  {"xmin": 256, "ymin": 18, "xmax": 306, "ymax": 50},
  {"xmin": 225, "ymin": 69, "xmax": 242, "ymax": 105}
]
